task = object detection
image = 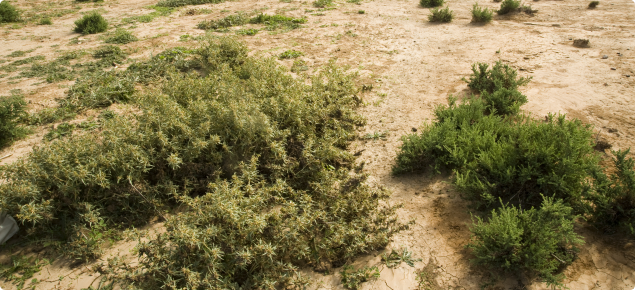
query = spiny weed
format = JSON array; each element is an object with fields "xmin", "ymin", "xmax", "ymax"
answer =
[{"xmin": 471, "ymin": 3, "xmax": 493, "ymax": 23}]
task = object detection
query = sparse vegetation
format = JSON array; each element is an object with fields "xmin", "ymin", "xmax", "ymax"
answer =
[
  {"xmin": 314, "ymin": 0, "xmax": 333, "ymax": 8},
  {"xmin": 279, "ymin": 49, "xmax": 303, "ymax": 59},
  {"xmin": 197, "ymin": 13, "xmax": 248, "ymax": 30},
  {"xmin": 156, "ymin": 0, "xmax": 226, "ymax": 7},
  {"xmin": 0, "ymin": 255, "xmax": 50, "ymax": 290},
  {"xmin": 428, "ymin": 6, "xmax": 454, "ymax": 22},
  {"xmin": 105, "ymin": 28, "xmax": 138, "ymax": 44},
  {"xmin": 0, "ymin": 1, "xmax": 21, "ymax": 23},
  {"xmin": 588, "ymin": 0, "xmax": 599, "ymax": 8},
  {"xmin": 420, "ymin": 0, "xmax": 444, "ymax": 8},
  {"xmin": 74, "ymin": 11, "xmax": 108, "ymax": 34},
  {"xmin": 381, "ymin": 247, "xmax": 421, "ymax": 268},
  {"xmin": 38, "ymin": 17, "xmax": 53, "ymax": 25},
  {"xmin": 471, "ymin": 3, "xmax": 493, "ymax": 23},
  {"xmin": 236, "ymin": 28, "xmax": 258, "ymax": 35},
  {"xmin": 467, "ymin": 197, "xmax": 583, "ymax": 286},
  {"xmin": 497, "ymin": 0, "xmax": 520, "ymax": 15},
  {"xmin": 340, "ymin": 265, "xmax": 381, "ymax": 290}
]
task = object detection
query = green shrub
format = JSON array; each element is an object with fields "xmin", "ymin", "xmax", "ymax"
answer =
[
  {"xmin": 313, "ymin": 0, "xmax": 333, "ymax": 8},
  {"xmin": 420, "ymin": 0, "xmax": 444, "ymax": 8},
  {"xmin": 62, "ymin": 70, "xmax": 136, "ymax": 109},
  {"xmin": 464, "ymin": 61, "xmax": 532, "ymax": 94},
  {"xmin": 0, "ymin": 93, "xmax": 28, "ymax": 148},
  {"xmin": 74, "ymin": 11, "xmax": 108, "ymax": 34},
  {"xmin": 497, "ymin": 0, "xmax": 520, "ymax": 15},
  {"xmin": 197, "ymin": 13, "xmax": 248, "ymax": 30},
  {"xmin": 236, "ymin": 28, "xmax": 258, "ymax": 35},
  {"xmin": 341, "ymin": 266, "xmax": 380, "ymax": 290},
  {"xmin": 471, "ymin": 3, "xmax": 493, "ymax": 23},
  {"xmin": 279, "ymin": 49, "xmax": 303, "ymax": 59},
  {"xmin": 156, "ymin": 0, "xmax": 225, "ymax": 7},
  {"xmin": 105, "ymin": 29, "xmax": 138, "ymax": 44},
  {"xmin": 395, "ymin": 96, "xmax": 598, "ymax": 209},
  {"xmin": 467, "ymin": 197, "xmax": 583, "ymax": 286},
  {"xmin": 586, "ymin": 149, "xmax": 635, "ymax": 236},
  {"xmin": 481, "ymin": 87, "xmax": 527, "ymax": 115},
  {"xmin": 588, "ymin": 0, "xmax": 599, "ymax": 8},
  {"xmin": 428, "ymin": 6, "xmax": 453, "ymax": 22},
  {"xmin": 38, "ymin": 17, "xmax": 53, "ymax": 25},
  {"xmin": 0, "ymin": 37, "xmax": 404, "ymax": 285},
  {"xmin": 0, "ymin": 1, "xmax": 20, "ymax": 23}
]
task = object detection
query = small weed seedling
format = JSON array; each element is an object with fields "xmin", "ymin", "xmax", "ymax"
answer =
[
  {"xmin": 381, "ymin": 247, "xmax": 421, "ymax": 268},
  {"xmin": 364, "ymin": 131, "xmax": 387, "ymax": 140},
  {"xmin": 340, "ymin": 265, "xmax": 380, "ymax": 290}
]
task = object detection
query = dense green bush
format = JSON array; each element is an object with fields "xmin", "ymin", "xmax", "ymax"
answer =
[
  {"xmin": 428, "ymin": 7, "xmax": 454, "ymax": 23},
  {"xmin": 471, "ymin": 3, "xmax": 493, "ymax": 23},
  {"xmin": 0, "ymin": 1, "xmax": 20, "ymax": 23},
  {"xmin": 467, "ymin": 197, "xmax": 583, "ymax": 286},
  {"xmin": 481, "ymin": 87, "xmax": 527, "ymax": 115},
  {"xmin": 464, "ymin": 61, "xmax": 532, "ymax": 94},
  {"xmin": 586, "ymin": 149, "xmax": 635, "ymax": 235},
  {"xmin": 497, "ymin": 0, "xmax": 520, "ymax": 15},
  {"xmin": 0, "ymin": 94, "xmax": 28, "ymax": 148},
  {"xmin": 105, "ymin": 29, "xmax": 138, "ymax": 44},
  {"xmin": 420, "ymin": 0, "xmax": 444, "ymax": 8},
  {"xmin": 0, "ymin": 37, "xmax": 404, "ymax": 287},
  {"xmin": 74, "ymin": 11, "xmax": 108, "ymax": 34}
]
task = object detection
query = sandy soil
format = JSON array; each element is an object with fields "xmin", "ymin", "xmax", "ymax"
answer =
[{"xmin": 1, "ymin": 0, "xmax": 635, "ymax": 289}]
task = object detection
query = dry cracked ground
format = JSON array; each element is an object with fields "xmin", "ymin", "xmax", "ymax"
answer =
[{"xmin": 1, "ymin": 0, "xmax": 635, "ymax": 289}]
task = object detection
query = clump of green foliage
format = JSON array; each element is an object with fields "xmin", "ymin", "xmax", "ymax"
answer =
[
  {"xmin": 197, "ymin": 13, "xmax": 248, "ymax": 30},
  {"xmin": 0, "ymin": 93, "xmax": 28, "ymax": 148},
  {"xmin": 0, "ymin": 37, "xmax": 405, "ymax": 287},
  {"xmin": 420, "ymin": 0, "xmax": 444, "ymax": 8},
  {"xmin": 156, "ymin": 0, "xmax": 225, "ymax": 7},
  {"xmin": 497, "ymin": 0, "xmax": 520, "ymax": 15},
  {"xmin": 340, "ymin": 266, "xmax": 380, "ymax": 290},
  {"xmin": 0, "ymin": 1, "xmax": 21, "ymax": 23},
  {"xmin": 74, "ymin": 11, "xmax": 108, "ymax": 34},
  {"xmin": 588, "ymin": 0, "xmax": 599, "ymax": 8},
  {"xmin": 105, "ymin": 28, "xmax": 138, "ymax": 44},
  {"xmin": 471, "ymin": 3, "xmax": 493, "ymax": 23},
  {"xmin": 249, "ymin": 13, "xmax": 307, "ymax": 31},
  {"xmin": 122, "ymin": 6, "xmax": 175, "ymax": 24},
  {"xmin": 467, "ymin": 197, "xmax": 583, "ymax": 286},
  {"xmin": 236, "ymin": 28, "xmax": 258, "ymax": 35},
  {"xmin": 279, "ymin": 49, "xmax": 303, "ymax": 59},
  {"xmin": 464, "ymin": 61, "xmax": 532, "ymax": 94},
  {"xmin": 314, "ymin": 0, "xmax": 333, "ymax": 8},
  {"xmin": 428, "ymin": 6, "xmax": 453, "ymax": 22},
  {"xmin": 585, "ymin": 149, "xmax": 635, "ymax": 235},
  {"xmin": 381, "ymin": 247, "xmax": 421, "ymax": 268},
  {"xmin": 38, "ymin": 17, "xmax": 53, "ymax": 25}
]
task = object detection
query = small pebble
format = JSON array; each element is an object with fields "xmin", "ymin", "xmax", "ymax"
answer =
[
  {"xmin": 602, "ymin": 55, "xmax": 608, "ymax": 59},
  {"xmin": 611, "ymin": 67, "xmax": 617, "ymax": 70}
]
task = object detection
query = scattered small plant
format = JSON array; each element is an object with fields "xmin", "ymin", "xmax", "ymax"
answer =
[
  {"xmin": 236, "ymin": 28, "xmax": 258, "ymax": 35},
  {"xmin": 290, "ymin": 59, "xmax": 308, "ymax": 72},
  {"xmin": 0, "ymin": 255, "xmax": 50, "ymax": 290},
  {"xmin": 0, "ymin": 1, "xmax": 21, "ymax": 23},
  {"xmin": 467, "ymin": 197, "xmax": 583, "ymax": 286},
  {"xmin": 358, "ymin": 10, "xmax": 365, "ymax": 14},
  {"xmin": 420, "ymin": 0, "xmax": 444, "ymax": 8},
  {"xmin": 519, "ymin": 4, "xmax": 536, "ymax": 14},
  {"xmin": 381, "ymin": 247, "xmax": 421, "ymax": 268},
  {"xmin": 428, "ymin": 6, "xmax": 453, "ymax": 22},
  {"xmin": 197, "ymin": 13, "xmax": 248, "ymax": 30},
  {"xmin": 156, "ymin": 0, "xmax": 227, "ymax": 7},
  {"xmin": 314, "ymin": 0, "xmax": 333, "ymax": 8},
  {"xmin": 279, "ymin": 49, "xmax": 303, "ymax": 59},
  {"xmin": 497, "ymin": 0, "xmax": 520, "ymax": 15},
  {"xmin": 74, "ymin": 11, "xmax": 108, "ymax": 34},
  {"xmin": 364, "ymin": 131, "xmax": 387, "ymax": 140},
  {"xmin": 105, "ymin": 28, "xmax": 138, "ymax": 44},
  {"xmin": 249, "ymin": 13, "xmax": 307, "ymax": 31},
  {"xmin": 340, "ymin": 265, "xmax": 380, "ymax": 290},
  {"xmin": 348, "ymin": 0, "xmax": 362, "ymax": 4},
  {"xmin": 588, "ymin": 0, "xmax": 599, "ymax": 8},
  {"xmin": 471, "ymin": 3, "xmax": 493, "ymax": 23},
  {"xmin": 38, "ymin": 17, "xmax": 53, "ymax": 25},
  {"xmin": 8, "ymin": 50, "xmax": 29, "ymax": 58}
]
